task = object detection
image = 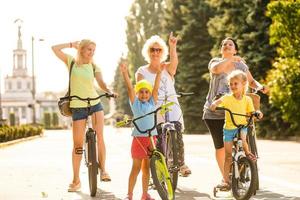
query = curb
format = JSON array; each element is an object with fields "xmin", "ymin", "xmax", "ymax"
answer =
[{"xmin": 0, "ymin": 134, "xmax": 44, "ymax": 148}]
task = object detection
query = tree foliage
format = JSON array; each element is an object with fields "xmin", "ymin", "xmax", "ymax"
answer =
[
  {"xmin": 207, "ymin": 0, "xmax": 275, "ymax": 80},
  {"xmin": 266, "ymin": 0, "xmax": 300, "ymax": 134},
  {"xmin": 164, "ymin": 0, "xmax": 214, "ymax": 133}
]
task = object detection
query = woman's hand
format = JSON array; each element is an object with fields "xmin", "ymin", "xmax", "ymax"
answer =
[
  {"xmin": 70, "ymin": 41, "xmax": 80, "ymax": 49},
  {"xmin": 231, "ymin": 55, "xmax": 245, "ymax": 63},
  {"xmin": 168, "ymin": 32, "xmax": 178, "ymax": 48}
]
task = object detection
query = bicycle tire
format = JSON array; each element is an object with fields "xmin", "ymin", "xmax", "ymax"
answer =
[
  {"xmin": 150, "ymin": 152, "xmax": 174, "ymax": 200},
  {"xmin": 86, "ymin": 129, "xmax": 98, "ymax": 197},
  {"xmin": 247, "ymin": 126, "xmax": 260, "ymax": 191},
  {"xmin": 166, "ymin": 130, "xmax": 179, "ymax": 191},
  {"xmin": 232, "ymin": 156, "xmax": 257, "ymax": 200}
]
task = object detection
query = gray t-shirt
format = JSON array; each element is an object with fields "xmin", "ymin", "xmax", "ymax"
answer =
[{"xmin": 202, "ymin": 58, "xmax": 249, "ymax": 119}]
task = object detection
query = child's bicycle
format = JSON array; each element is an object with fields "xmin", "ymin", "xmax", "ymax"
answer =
[
  {"xmin": 157, "ymin": 92, "xmax": 194, "ymax": 190},
  {"xmin": 213, "ymin": 107, "xmax": 259, "ymax": 200},
  {"xmin": 117, "ymin": 102, "xmax": 175, "ymax": 200},
  {"xmin": 63, "ymin": 93, "xmax": 115, "ymax": 197}
]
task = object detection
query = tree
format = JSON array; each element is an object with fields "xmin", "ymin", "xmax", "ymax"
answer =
[
  {"xmin": 164, "ymin": 0, "xmax": 214, "ymax": 133},
  {"xmin": 113, "ymin": 0, "xmax": 166, "ymax": 116},
  {"xmin": 126, "ymin": 0, "xmax": 166, "ymax": 74},
  {"xmin": 265, "ymin": 0, "xmax": 300, "ymax": 135}
]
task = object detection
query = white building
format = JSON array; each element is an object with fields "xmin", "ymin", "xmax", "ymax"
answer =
[{"xmin": 1, "ymin": 23, "xmax": 69, "ymax": 127}]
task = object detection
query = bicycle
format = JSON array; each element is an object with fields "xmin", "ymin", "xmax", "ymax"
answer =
[
  {"xmin": 63, "ymin": 93, "xmax": 115, "ymax": 197},
  {"xmin": 246, "ymin": 86, "xmax": 264, "ymax": 193},
  {"xmin": 213, "ymin": 107, "xmax": 259, "ymax": 200},
  {"xmin": 117, "ymin": 102, "xmax": 175, "ymax": 200},
  {"xmin": 157, "ymin": 92, "xmax": 194, "ymax": 190}
]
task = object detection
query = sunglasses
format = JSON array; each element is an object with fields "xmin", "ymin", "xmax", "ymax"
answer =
[{"xmin": 150, "ymin": 47, "xmax": 162, "ymax": 53}]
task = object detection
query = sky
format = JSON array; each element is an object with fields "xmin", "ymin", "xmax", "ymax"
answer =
[{"xmin": 0, "ymin": 0, "xmax": 133, "ymax": 93}]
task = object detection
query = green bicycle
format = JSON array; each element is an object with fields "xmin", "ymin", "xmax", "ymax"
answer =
[{"xmin": 117, "ymin": 102, "xmax": 175, "ymax": 200}]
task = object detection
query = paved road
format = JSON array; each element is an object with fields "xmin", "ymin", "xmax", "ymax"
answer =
[{"xmin": 0, "ymin": 126, "xmax": 300, "ymax": 200}]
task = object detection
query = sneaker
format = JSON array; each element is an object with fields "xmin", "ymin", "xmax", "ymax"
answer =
[
  {"xmin": 68, "ymin": 181, "xmax": 81, "ymax": 192},
  {"xmin": 141, "ymin": 193, "xmax": 155, "ymax": 200}
]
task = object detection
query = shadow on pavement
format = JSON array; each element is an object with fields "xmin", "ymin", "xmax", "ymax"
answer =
[
  {"xmin": 75, "ymin": 189, "xmax": 122, "ymax": 200},
  {"xmin": 253, "ymin": 189, "xmax": 300, "ymax": 200},
  {"xmin": 175, "ymin": 188, "xmax": 211, "ymax": 200}
]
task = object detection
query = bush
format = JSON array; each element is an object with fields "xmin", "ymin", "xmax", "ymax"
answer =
[{"xmin": 0, "ymin": 124, "xmax": 44, "ymax": 143}]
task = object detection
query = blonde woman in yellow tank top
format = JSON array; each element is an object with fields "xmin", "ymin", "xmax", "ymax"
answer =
[{"xmin": 52, "ymin": 39, "xmax": 116, "ymax": 192}]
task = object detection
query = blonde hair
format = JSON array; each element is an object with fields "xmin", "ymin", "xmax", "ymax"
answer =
[
  {"xmin": 142, "ymin": 35, "xmax": 168, "ymax": 63},
  {"xmin": 227, "ymin": 70, "xmax": 248, "ymax": 94},
  {"xmin": 76, "ymin": 39, "xmax": 96, "ymax": 64}
]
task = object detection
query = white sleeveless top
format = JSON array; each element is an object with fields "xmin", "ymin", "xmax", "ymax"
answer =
[{"xmin": 135, "ymin": 65, "xmax": 184, "ymax": 128}]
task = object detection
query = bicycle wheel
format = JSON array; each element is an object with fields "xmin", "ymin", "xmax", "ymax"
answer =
[
  {"xmin": 232, "ymin": 156, "xmax": 257, "ymax": 200},
  {"xmin": 247, "ymin": 126, "xmax": 259, "ymax": 191},
  {"xmin": 150, "ymin": 152, "xmax": 174, "ymax": 200},
  {"xmin": 166, "ymin": 130, "xmax": 179, "ymax": 191},
  {"xmin": 86, "ymin": 128, "xmax": 98, "ymax": 197}
]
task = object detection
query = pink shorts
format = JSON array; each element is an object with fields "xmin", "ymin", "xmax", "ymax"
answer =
[{"xmin": 131, "ymin": 136, "xmax": 157, "ymax": 159}]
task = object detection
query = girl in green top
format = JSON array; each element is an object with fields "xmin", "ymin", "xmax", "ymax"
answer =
[{"xmin": 52, "ymin": 39, "xmax": 116, "ymax": 192}]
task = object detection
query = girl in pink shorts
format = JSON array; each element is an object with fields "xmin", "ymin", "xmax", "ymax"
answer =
[{"xmin": 120, "ymin": 62, "xmax": 162, "ymax": 200}]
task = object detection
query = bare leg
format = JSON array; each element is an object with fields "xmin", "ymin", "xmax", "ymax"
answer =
[
  {"xmin": 141, "ymin": 158, "xmax": 150, "ymax": 195},
  {"xmin": 128, "ymin": 159, "xmax": 142, "ymax": 196},
  {"xmin": 216, "ymin": 147, "xmax": 225, "ymax": 179},
  {"xmin": 92, "ymin": 111, "xmax": 106, "ymax": 172},
  {"xmin": 223, "ymin": 142, "xmax": 233, "ymax": 183},
  {"xmin": 71, "ymin": 119, "xmax": 86, "ymax": 184}
]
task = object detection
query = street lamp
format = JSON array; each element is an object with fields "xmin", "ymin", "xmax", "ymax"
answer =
[{"xmin": 31, "ymin": 36, "xmax": 44, "ymax": 124}]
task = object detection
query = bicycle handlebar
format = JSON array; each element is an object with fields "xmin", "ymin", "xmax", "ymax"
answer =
[
  {"xmin": 158, "ymin": 92, "xmax": 194, "ymax": 101},
  {"xmin": 61, "ymin": 93, "xmax": 116, "ymax": 103},
  {"xmin": 216, "ymin": 107, "xmax": 260, "ymax": 128},
  {"xmin": 116, "ymin": 102, "xmax": 175, "ymax": 134}
]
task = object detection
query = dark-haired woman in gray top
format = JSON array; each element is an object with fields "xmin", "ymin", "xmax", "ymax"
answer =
[{"xmin": 202, "ymin": 37, "xmax": 268, "ymax": 184}]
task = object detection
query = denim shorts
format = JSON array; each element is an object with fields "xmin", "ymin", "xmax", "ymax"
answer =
[
  {"xmin": 71, "ymin": 103, "xmax": 103, "ymax": 121},
  {"xmin": 223, "ymin": 128, "xmax": 248, "ymax": 142}
]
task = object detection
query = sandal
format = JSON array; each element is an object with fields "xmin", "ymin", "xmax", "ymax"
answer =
[
  {"xmin": 217, "ymin": 182, "xmax": 231, "ymax": 191},
  {"xmin": 100, "ymin": 171, "xmax": 111, "ymax": 182},
  {"xmin": 68, "ymin": 181, "xmax": 81, "ymax": 192},
  {"xmin": 179, "ymin": 164, "xmax": 192, "ymax": 177}
]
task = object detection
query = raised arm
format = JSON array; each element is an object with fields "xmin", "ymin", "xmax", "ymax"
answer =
[
  {"xmin": 152, "ymin": 70, "xmax": 162, "ymax": 103},
  {"xmin": 210, "ymin": 56, "xmax": 244, "ymax": 74},
  {"xmin": 51, "ymin": 41, "xmax": 79, "ymax": 65},
  {"xmin": 120, "ymin": 63, "xmax": 135, "ymax": 103},
  {"xmin": 166, "ymin": 32, "xmax": 178, "ymax": 77}
]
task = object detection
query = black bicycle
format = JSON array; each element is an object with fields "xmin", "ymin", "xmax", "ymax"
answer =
[
  {"xmin": 213, "ymin": 107, "xmax": 260, "ymax": 200},
  {"xmin": 246, "ymin": 86, "xmax": 264, "ymax": 194},
  {"xmin": 157, "ymin": 92, "xmax": 194, "ymax": 190},
  {"xmin": 63, "ymin": 93, "xmax": 115, "ymax": 197}
]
